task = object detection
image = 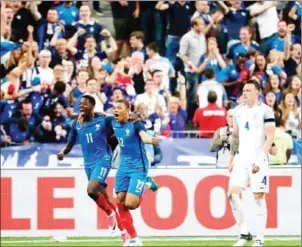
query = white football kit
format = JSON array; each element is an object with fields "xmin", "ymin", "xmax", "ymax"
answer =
[{"xmin": 229, "ymin": 102, "xmax": 275, "ymax": 193}]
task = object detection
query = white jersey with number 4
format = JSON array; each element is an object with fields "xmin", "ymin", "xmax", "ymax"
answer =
[{"xmin": 233, "ymin": 102, "xmax": 275, "ymax": 164}]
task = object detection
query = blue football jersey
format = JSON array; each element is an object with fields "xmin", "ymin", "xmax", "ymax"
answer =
[
  {"xmin": 67, "ymin": 115, "xmax": 112, "ymax": 166},
  {"xmin": 111, "ymin": 120, "xmax": 149, "ymax": 172}
]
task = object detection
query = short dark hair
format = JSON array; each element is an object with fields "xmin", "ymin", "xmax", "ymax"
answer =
[
  {"xmin": 146, "ymin": 42, "xmax": 158, "ymax": 53},
  {"xmin": 54, "ymin": 81, "xmax": 66, "ymax": 94},
  {"xmin": 113, "ymin": 87, "xmax": 124, "ymax": 94},
  {"xmin": 82, "ymin": 95, "xmax": 96, "ymax": 107},
  {"xmin": 85, "ymin": 34, "xmax": 95, "ymax": 42},
  {"xmin": 20, "ymin": 99, "xmax": 32, "ymax": 109},
  {"xmin": 116, "ymin": 99, "xmax": 130, "ymax": 109},
  {"xmin": 86, "ymin": 78, "xmax": 97, "ymax": 84},
  {"xmin": 207, "ymin": 91, "xmax": 217, "ymax": 103},
  {"xmin": 204, "ymin": 68, "xmax": 215, "ymax": 80},
  {"xmin": 130, "ymin": 31, "xmax": 144, "ymax": 41},
  {"xmin": 151, "ymin": 70, "xmax": 162, "ymax": 77},
  {"xmin": 245, "ymin": 79, "xmax": 261, "ymax": 91}
]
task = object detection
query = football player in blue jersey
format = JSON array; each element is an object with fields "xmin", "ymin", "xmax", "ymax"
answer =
[
  {"xmin": 57, "ymin": 95, "xmax": 127, "ymax": 244},
  {"xmin": 110, "ymin": 99, "xmax": 158, "ymax": 246}
]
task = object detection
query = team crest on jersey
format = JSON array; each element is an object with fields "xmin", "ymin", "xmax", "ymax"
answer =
[
  {"xmin": 125, "ymin": 128, "xmax": 130, "ymax": 136},
  {"xmin": 95, "ymin": 124, "xmax": 100, "ymax": 131}
]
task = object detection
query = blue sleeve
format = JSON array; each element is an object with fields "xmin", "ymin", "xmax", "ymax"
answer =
[
  {"xmin": 59, "ymin": 96, "xmax": 70, "ymax": 108},
  {"xmin": 67, "ymin": 120, "xmax": 77, "ymax": 145},
  {"xmin": 272, "ymin": 65, "xmax": 283, "ymax": 75},
  {"xmin": 217, "ymin": 66, "xmax": 231, "ymax": 82},
  {"xmin": 134, "ymin": 121, "xmax": 146, "ymax": 134},
  {"xmin": 198, "ymin": 54, "xmax": 206, "ymax": 66}
]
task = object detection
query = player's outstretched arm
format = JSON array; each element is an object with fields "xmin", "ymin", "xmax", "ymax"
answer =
[
  {"xmin": 57, "ymin": 142, "xmax": 74, "ymax": 160},
  {"xmin": 139, "ymin": 131, "xmax": 159, "ymax": 145},
  {"xmin": 58, "ymin": 120, "xmax": 78, "ymax": 160}
]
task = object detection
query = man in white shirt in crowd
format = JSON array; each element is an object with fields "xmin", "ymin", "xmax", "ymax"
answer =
[
  {"xmin": 135, "ymin": 78, "xmax": 167, "ymax": 116},
  {"xmin": 84, "ymin": 78, "xmax": 106, "ymax": 114},
  {"xmin": 248, "ymin": 0, "xmax": 279, "ymax": 54},
  {"xmin": 145, "ymin": 42, "xmax": 175, "ymax": 91},
  {"xmin": 196, "ymin": 68, "xmax": 228, "ymax": 108},
  {"xmin": 37, "ymin": 49, "xmax": 54, "ymax": 87}
]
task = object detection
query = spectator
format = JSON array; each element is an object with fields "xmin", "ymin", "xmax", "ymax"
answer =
[
  {"xmin": 129, "ymin": 31, "xmax": 146, "ymax": 59},
  {"xmin": 136, "ymin": 103, "xmax": 161, "ymax": 136},
  {"xmin": 72, "ymin": 30, "xmax": 117, "ymax": 68},
  {"xmin": 271, "ymin": 20, "xmax": 297, "ymax": 51},
  {"xmin": 248, "ymin": 1, "xmax": 279, "ymax": 54},
  {"xmin": 49, "ymin": 34, "xmax": 74, "ymax": 68},
  {"xmin": 110, "ymin": 1, "xmax": 139, "ymax": 59},
  {"xmin": 51, "ymin": 103, "xmax": 69, "ymax": 143},
  {"xmin": 194, "ymin": 37, "xmax": 227, "ymax": 81},
  {"xmin": 138, "ymin": 2, "xmax": 164, "ymax": 55},
  {"xmin": 37, "ymin": 49, "xmax": 54, "ymax": 86},
  {"xmin": 73, "ymin": 5, "xmax": 104, "ymax": 51},
  {"xmin": 74, "ymin": 78, "xmax": 106, "ymax": 114},
  {"xmin": 284, "ymin": 27, "xmax": 301, "ymax": 78},
  {"xmin": 264, "ymin": 91, "xmax": 282, "ymax": 116},
  {"xmin": 129, "ymin": 51, "xmax": 145, "ymax": 94},
  {"xmin": 280, "ymin": 92, "xmax": 301, "ymax": 138},
  {"xmin": 7, "ymin": 117, "xmax": 32, "ymax": 144},
  {"xmin": 105, "ymin": 87, "xmax": 125, "ymax": 114},
  {"xmin": 40, "ymin": 80, "xmax": 71, "ymax": 117},
  {"xmin": 263, "ymin": 74, "xmax": 283, "ymax": 103},
  {"xmin": 69, "ymin": 69, "xmax": 88, "ymax": 105},
  {"xmin": 210, "ymin": 109, "xmax": 234, "ymax": 167},
  {"xmin": 11, "ymin": 99, "xmax": 41, "ymax": 130},
  {"xmin": 34, "ymin": 115, "xmax": 56, "ymax": 143},
  {"xmin": 165, "ymin": 73, "xmax": 187, "ymax": 138},
  {"xmin": 10, "ymin": 1, "xmax": 36, "ymax": 42},
  {"xmin": 135, "ymin": 79, "xmax": 167, "ymax": 116},
  {"xmin": 284, "ymin": 75, "xmax": 301, "ymax": 107},
  {"xmin": 217, "ymin": 53, "xmax": 247, "ymax": 102},
  {"xmin": 151, "ymin": 70, "xmax": 165, "ymax": 94},
  {"xmin": 56, "ymin": 1, "xmax": 79, "ymax": 25},
  {"xmin": 269, "ymin": 112, "xmax": 293, "ymax": 165},
  {"xmin": 156, "ymin": 0, "xmax": 191, "ymax": 66},
  {"xmin": 251, "ymin": 53, "xmax": 287, "ymax": 88},
  {"xmin": 179, "ymin": 16, "xmax": 207, "ymax": 121},
  {"xmin": 31, "ymin": 6, "xmax": 64, "ymax": 51},
  {"xmin": 196, "ymin": 68, "xmax": 228, "ymax": 109},
  {"xmin": 284, "ymin": 0, "xmax": 301, "ymax": 43},
  {"xmin": 76, "ymin": 1, "xmax": 104, "ymax": 16},
  {"xmin": 217, "ymin": 0, "xmax": 276, "ymax": 45},
  {"xmin": 146, "ymin": 42, "xmax": 175, "ymax": 91},
  {"xmin": 193, "ymin": 90, "xmax": 227, "ymax": 138},
  {"xmin": 228, "ymin": 26, "xmax": 260, "ymax": 63}
]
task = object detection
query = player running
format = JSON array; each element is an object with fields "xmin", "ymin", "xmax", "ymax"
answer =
[
  {"xmin": 228, "ymin": 80, "xmax": 275, "ymax": 247},
  {"xmin": 111, "ymin": 99, "xmax": 158, "ymax": 246},
  {"xmin": 57, "ymin": 95, "xmax": 127, "ymax": 244}
]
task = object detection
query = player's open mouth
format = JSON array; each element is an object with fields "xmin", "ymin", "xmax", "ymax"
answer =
[{"xmin": 114, "ymin": 114, "xmax": 119, "ymax": 119}]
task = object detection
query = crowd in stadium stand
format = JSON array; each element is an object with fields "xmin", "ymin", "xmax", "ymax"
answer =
[{"xmin": 0, "ymin": 1, "xmax": 301, "ymax": 162}]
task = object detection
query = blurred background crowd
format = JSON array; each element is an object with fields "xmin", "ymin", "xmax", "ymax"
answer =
[{"xmin": 0, "ymin": 1, "xmax": 301, "ymax": 165}]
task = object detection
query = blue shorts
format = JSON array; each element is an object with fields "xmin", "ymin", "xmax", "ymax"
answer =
[
  {"xmin": 85, "ymin": 160, "xmax": 111, "ymax": 191},
  {"xmin": 115, "ymin": 169, "xmax": 147, "ymax": 197}
]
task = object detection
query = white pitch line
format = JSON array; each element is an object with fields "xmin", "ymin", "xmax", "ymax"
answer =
[{"xmin": 1, "ymin": 237, "xmax": 300, "ymax": 244}]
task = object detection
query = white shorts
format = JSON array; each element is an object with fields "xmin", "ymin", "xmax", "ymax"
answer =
[{"xmin": 229, "ymin": 156, "xmax": 270, "ymax": 193}]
